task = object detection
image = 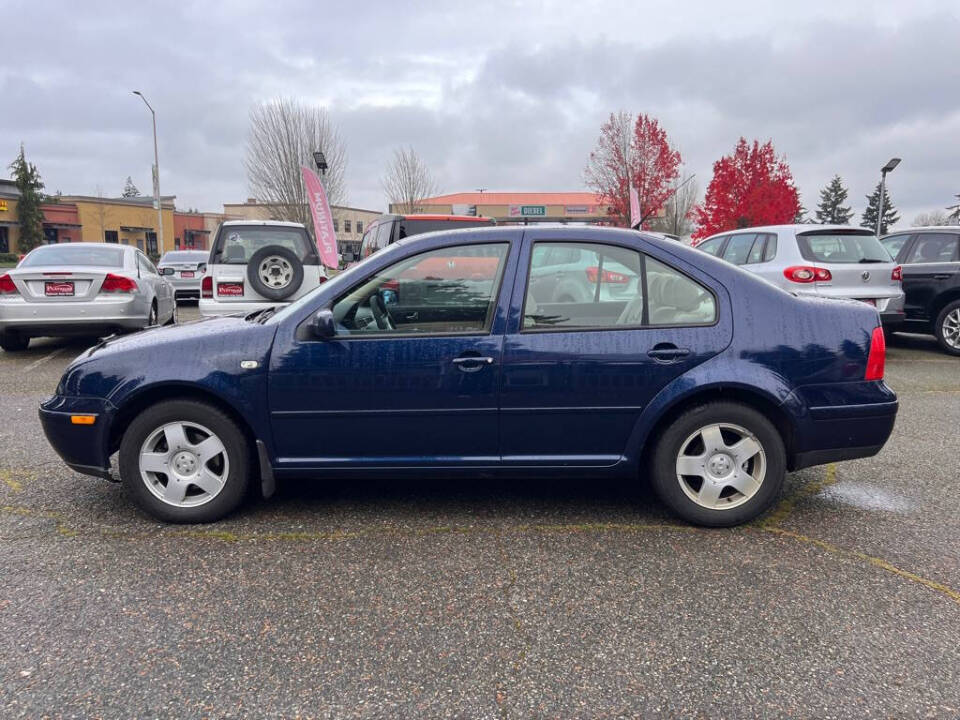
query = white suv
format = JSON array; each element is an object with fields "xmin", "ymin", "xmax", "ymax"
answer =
[
  {"xmin": 200, "ymin": 220, "xmax": 326, "ymax": 317},
  {"xmin": 694, "ymin": 224, "xmax": 905, "ymax": 329}
]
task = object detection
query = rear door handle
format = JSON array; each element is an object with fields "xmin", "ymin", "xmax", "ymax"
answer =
[
  {"xmin": 647, "ymin": 346, "xmax": 691, "ymax": 362},
  {"xmin": 933, "ymin": 273, "xmax": 953, "ymax": 280}
]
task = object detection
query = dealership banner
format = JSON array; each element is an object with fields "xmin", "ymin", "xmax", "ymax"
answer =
[
  {"xmin": 301, "ymin": 165, "xmax": 339, "ymax": 269},
  {"xmin": 629, "ymin": 186, "xmax": 641, "ymax": 229}
]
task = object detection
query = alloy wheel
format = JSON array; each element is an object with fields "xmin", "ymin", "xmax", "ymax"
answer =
[
  {"xmin": 675, "ymin": 422, "xmax": 767, "ymax": 510},
  {"xmin": 138, "ymin": 421, "xmax": 230, "ymax": 507},
  {"xmin": 942, "ymin": 308, "xmax": 960, "ymax": 349}
]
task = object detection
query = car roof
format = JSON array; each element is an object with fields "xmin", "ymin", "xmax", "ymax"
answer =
[
  {"xmin": 220, "ymin": 220, "xmax": 306, "ymax": 228},
  {"xmin": 378, "ymin": 214, "xmax": 493, "ymax": 223},
  {"xmin": 703, "ymin": 224, "xmax": 875, "ymax": 240},
  {"xmin": 884, "ymin": 226, "xmax": 960, "ymax": 236}
]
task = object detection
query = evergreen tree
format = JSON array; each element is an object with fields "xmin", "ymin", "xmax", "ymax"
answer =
[
  {"xmin": 815, "ymin": 175, "xmax": 853, "ymax": 224},
  {"xmin": 122, "ymin": 176, "xmax": 141, "ymax": 197},
  {"xmin": 8, "ymin": 144, "xmax": 45, "ymax": 253},
  {"xmin": 861, "ymin": 181, "xmax": 900, "ymax": 235}
]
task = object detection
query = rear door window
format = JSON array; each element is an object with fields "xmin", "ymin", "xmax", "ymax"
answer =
[
  {"xmin": 905, "ymin": 233, "xmax": 959, "ymax": 263},
  {"xmin": 796, "ymin": 232, "xmax": 890, "ymax": 263}
]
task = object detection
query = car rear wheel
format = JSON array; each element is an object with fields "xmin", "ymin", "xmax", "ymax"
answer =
[
  {"xmin": 934, "ymin": 300, "xmax": 960, "ymax": 356},
  {"xmin": 0, "ymin": 331, "xmax": 29, "ymax": 352},
  {"xmin": 247, "ymin": 245, "xmax": 304, "ymax": 301},
  {"xmin": 651, "ymin": 402, "xmax": 785, "ymax": 527},
  {"xmin": 118, "ymin": 399, "xmax": 251, "ymax": 523}
]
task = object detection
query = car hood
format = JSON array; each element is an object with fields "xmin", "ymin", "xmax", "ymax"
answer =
[{"xmin": 59, "ymin": 314, "xmax": 278, "ymax": 399}]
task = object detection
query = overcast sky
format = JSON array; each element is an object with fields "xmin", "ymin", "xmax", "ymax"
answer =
[{"xmin": 3, "ymin": 0, "xmax": 958, "ymax": 229}]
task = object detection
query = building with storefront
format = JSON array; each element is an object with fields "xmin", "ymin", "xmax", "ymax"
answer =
[
  {"xmin": 393, "ymin": 191, "xmax": 615, "ymax": 224},
  {"xmin": 223, "ymin": 199, "xmax": 382, "ymax": 258}
]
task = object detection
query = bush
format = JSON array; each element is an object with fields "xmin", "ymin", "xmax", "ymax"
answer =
[{"xmin": 0, "ymin": 252, "xmax": 19, "ymax": 265}]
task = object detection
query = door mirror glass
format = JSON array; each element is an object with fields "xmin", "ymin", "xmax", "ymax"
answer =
[
  {"xmin": 311, "ymin": 309, "xmax": 336, "ymax": 339},
  {"xmin": 160, "ymin": 267, "xmax": 175, "ymax": 276}
]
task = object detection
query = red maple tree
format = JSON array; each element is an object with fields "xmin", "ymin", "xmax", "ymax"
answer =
[
  {"xmin": 692, "ymin": 138, "xmax": 800, "ymax": 239},
  {"xmin": 586, "ymin": 112, "xmax": 681, "ymax": 227}
]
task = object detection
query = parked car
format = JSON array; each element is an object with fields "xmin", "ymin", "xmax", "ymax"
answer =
[
  {"xmin": 41, "ymin": 226, "xmax": 896, "ymax": 527},
  {"xmin": 0, "ymin": 243, "xmax": 176, "ymax": 352},
  {"xmin": 157, "ymin": 250, "xmax": 209, "ymax": 302},
  {"xmin": 357, "ymin": 214, "xmax": 495, "ymax": 261},
  {"xmin": 694, "ymin": 225, "xmax": 905, "ymax": 330},
  {"xmin": 880, "ymin": 227, "xmax": 960, "ymax": 354},
  {"xmin": 199, "ymin": 220, "xmax": 326, "ymax": 317}
]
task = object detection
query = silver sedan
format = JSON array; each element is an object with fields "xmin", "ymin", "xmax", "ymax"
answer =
[
  {"xmin": 157, "ymin": 249, "xmax": 209, "ymax": 302},
  {"xmin": 0, "ymin": 243, "xmax": 176, "ymax": 352}
]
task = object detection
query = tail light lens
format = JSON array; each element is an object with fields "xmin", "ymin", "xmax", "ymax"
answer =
[
  {"xmin": 783, "ymin": 266, "xmax": 832, "ymax": 283},
  {"xmin": 100, "ymin": 274, "xmax": 138, "ymax": 293},
  {"xmin": 318, "ymin": 274, "xmax": 328, "ymax": 284},
  {"xmin": 201, "ymin": 275, "xmax": 213, "ymax": 298},
  {"xmin": 891, "ymin": 265, "xmax": 902, "ymax": 281},
  {"xmin": 585, "ymin": 266, "xmax": 630, "ymax": 284},
  {"xmin": 0, "ymin": 274, "xmax": 18, "ymax": 295},
  {"xmin": 865, "ymin": 326, "xmax": 886, "ymax": 381}
]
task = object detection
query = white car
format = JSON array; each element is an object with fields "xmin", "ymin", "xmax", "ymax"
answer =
[
  {"xmin": 694, "ymin": 224, "xmax": 905, "ymax": 329},
  {"xmin": 157, "ymin": 250, "xmax": 208, "ymax": 302},
  {"xmin": 199, "ymin": 220, "xmax": 327, "ymax": 317}
]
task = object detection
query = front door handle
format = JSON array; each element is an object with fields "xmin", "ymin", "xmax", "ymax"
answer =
[
  {"xmin": 933, "ymin": 273, "xmax": 953, "ymax": 280},
  {"xmin": 647, "ymin": 344, "xmax": 691, "ymax": 363},
  {"xmin": 452, "ymin": 356, "xmax": 495, "ymax": 373}
]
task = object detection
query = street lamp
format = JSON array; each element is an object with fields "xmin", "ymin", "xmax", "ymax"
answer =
[
  {"xmin": 876, "ymin": 157, "xmax": 901, "ymax": 236},
  {"xmin": 132, "ymin": 90, "xmax": 163, "ymax": 256},
  {"xmin": 313, "ymin": 150, "xmax": 328, "ymax": 176}
]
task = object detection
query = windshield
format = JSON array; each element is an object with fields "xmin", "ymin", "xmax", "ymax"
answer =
[
  {"xmin": 797, "ymin": 232, "xmax": 891, "ymax": 264},
  {"xmin": 212, "ymin": 225, "xmax": 314, "ymax": 265},
  {"xmin": 20, "ymin": 245, "xmax": 125, "ymax": 268},
  {"xmin": 267, "ymin": 256, "xmax": 374, "ymax": 325},
  {"xmin": 160, "ymin": 251, "xmax": 207, "ymax": 264}
]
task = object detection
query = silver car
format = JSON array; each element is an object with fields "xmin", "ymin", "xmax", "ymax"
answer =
[
  {"xmin": 0, "ymin": 243, "xmax": 176, "ymax": 352},
  {"xmin": 694, "ymin": 224, "xmax": 905, "ymax": 328},
  {"xmin": 157, "ymin": 250, "xmax": 208, "ymax": 302}
]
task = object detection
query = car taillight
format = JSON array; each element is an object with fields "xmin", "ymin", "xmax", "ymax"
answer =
[
  {"xmin": 201, "ymin": 275, "xmax": 213, "ymax": 298},
  {"xmin": 891, "ymin": 265, "xmax": 902, "ymax": 281},
  {"xmin": 783, "ymin": 266, "xmax": 832, "ymax": 283},
  {"xmin": 585, "ymin": 266, "xmax": 630, "ymax": 284},
  {"xmin": 217, "ymin": 281, "xmax": 244, "ymax": 297},
  {"xmin": 318, "ymin": 274, "xmax": 328, "ymax": 284},
  {"xmin": 865, "ymin": 326, "xmax": 886, "ymax": 381},
  {"xmin": 100, "ymin": 273, "xmax": 138, "ymax": 293},
  {"xmin": 0, "ymin": 274, "xmax": 18, "ymax": 295}
]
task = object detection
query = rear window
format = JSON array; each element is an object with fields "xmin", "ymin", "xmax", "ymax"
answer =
[
  {"xmin": 161, "ymin": 251, "xmax": 207, "ymax": 264},
  {"xmin": 796, "ymin": 231, "xmax": 891, "ymax": 264},
  {"xmin": 212, "ymin": 226, "xmax": 315, "ymax": 265},
  {"xmin": 360, "ymin": 220, "xmax": 393, "ymax": 260},
  {"xmin": 398, "ymin": 219, "xmax": 492, "ymax": 239},
  {"xmin": 20, "ymin": 245, "xmax": 124, "ymax": 268}
]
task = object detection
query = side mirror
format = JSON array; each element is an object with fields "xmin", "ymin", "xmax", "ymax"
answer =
[
  {"xmin": 160, "ymin": 267, "xmax": 175, "ymax": 276},
  {"xmin": 311, "ymin": 309, "xmax": 336, "ymax": 339}
]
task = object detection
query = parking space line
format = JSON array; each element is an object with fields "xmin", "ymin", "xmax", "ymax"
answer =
[{"xmin": 23, "ymin": 348, "xmax": 65, "ymax": 373}]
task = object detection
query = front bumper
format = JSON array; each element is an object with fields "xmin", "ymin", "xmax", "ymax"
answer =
[
  {"xmin": 39, "ymin": 395, "xmax": 116, "ymax": 479},
  {"xmin": 785, "ymin": 381, "xmax": 898, "ymax": 471}
]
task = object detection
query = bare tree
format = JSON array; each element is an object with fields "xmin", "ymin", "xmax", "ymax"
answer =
[
  {"xmin": 654, "ymin": 176, "xmax": 699, "ymax": 237},
  {"xmin": 244, "ymin": 98, "xmax": 347, "ymax": 228},
  {"xmin": 913, "ymin": 210, "xmax": 951, "ymax": 227},
  {"xmin": 381, "ymin": 146, "xmax": 439, "ymax": 213},
  {"xmin": 584, "ymin": 111, "xmax": 633, "ymax": 226}
]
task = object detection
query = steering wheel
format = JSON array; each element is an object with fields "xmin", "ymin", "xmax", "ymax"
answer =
[{"xmin": 369, "ymin": 293, "xmax": 395, "ymax": 331}]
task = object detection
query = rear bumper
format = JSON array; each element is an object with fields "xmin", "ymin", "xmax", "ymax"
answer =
[
  {"xmin": 785, "ymin": 382, "xmax": 898, "ymax": 471},
  {"xmin": 0, "ymin": 296, "xmax": 148, "ymax": 336},
  {"xmin": 39, "ymin": 395, "xmax": 116, "ymax": 479},
  {"xmin": 199, "ymin": 298, "xmax": 286, "ymax": 317}
]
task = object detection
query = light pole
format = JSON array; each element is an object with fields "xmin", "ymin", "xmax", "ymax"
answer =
[
  {"xmin": 876, "ymin": 157, "xmax": 900, "ymax": 236},
  {"xmin": 133, "ymin": 91, "xmax": 163, "ymax": 256}
]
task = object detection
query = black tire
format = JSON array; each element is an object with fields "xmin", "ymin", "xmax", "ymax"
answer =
[
  {"xmin": 147, "ymin": 302, "xmax": 158, "ymax": 328},
  {"xmin": 0, "ymin": 331, "xmax": 29, "ymax": 352},
  {"xmin": 933, "ymin": 299, "xmax": 960, "ymax": 356},
  {"xmin": 247, "ymin": 245, "xmax": 304, "ymax": 301},
  {"xmin": 650, "ymin": 401, "xmax": 786, "ymax": 527},
  {"xmin": 165, "ymin": 302, "xmax": 178, "ymax": 326},
  {"xmin": 118, "ymin": 399, "xmax": 251, "ymax": 523}
]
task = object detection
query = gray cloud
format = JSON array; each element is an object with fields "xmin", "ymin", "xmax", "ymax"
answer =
[{"xmin": 1, "ymin": 0, "xmax": 958, "ymax": 228}]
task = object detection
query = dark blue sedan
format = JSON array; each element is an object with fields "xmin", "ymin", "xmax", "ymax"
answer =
[{"xmin": 40, "ymin": 227, "xmax": 897, "ymax": 526}]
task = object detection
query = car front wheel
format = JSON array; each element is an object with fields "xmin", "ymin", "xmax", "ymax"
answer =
[
  {"xmin": 651, "ymin": 401, "xmax": 785, "ymax": 527},
  {"xmin": 934, "ymin": 300, "xmax": 960, "ymax": 356},
  {"xmin": 118, "ymin": 399, "xmax": 251, "ymax": 523}
]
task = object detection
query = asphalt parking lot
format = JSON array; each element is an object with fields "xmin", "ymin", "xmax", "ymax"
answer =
[{"xmin": 1, "ymin": 305, "xmax": 958, "ymax": 718}]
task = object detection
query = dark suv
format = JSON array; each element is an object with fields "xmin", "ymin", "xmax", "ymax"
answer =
[
  {"xmin": 880, "ymin": 227, "xmax": 960, "ymax": 354},
  {"xmin": 357, "ymin": 214, "xmax": 495, "ymax": 261}
]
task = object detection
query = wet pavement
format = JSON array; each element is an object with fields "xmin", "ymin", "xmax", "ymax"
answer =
[{"xmin": 1, "ymin": 306, "xmax": 958, "ymax": 718}]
